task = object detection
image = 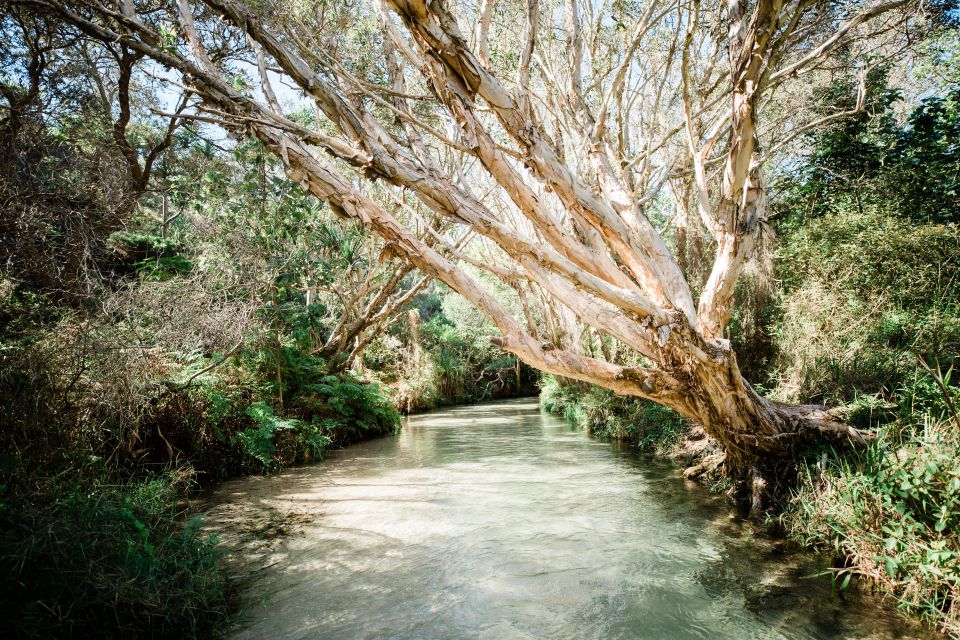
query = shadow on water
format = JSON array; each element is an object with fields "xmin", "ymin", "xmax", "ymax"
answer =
[{"xmin": 202, "ymin": 398, "xmax": 931, "ymax": 640}]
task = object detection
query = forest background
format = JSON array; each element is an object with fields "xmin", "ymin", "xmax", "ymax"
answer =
[{"xmin": 0, "ymin": 0, "xmax": 958, "ymax": 637}]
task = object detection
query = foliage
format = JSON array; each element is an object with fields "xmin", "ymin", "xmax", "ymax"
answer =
[
  {"xmin": 365, "ymin": 288, "xmax": 538, "ymax": 412},
  {"xmin": 0, "ymin": 470, "xmax": 231, "ymax": 640},
  {"xmin": 109, "ymin": 230, "xmax": 194, "ymax": 281},
  {"xmin": 770, "ymin": 211, "xmax": 960, "ymax": 404},
  {"xmin": 776, "ymin": 78, "xmax": 960, "ymax": 225},
  {"xmin": 784, "ymin": 405, "xmax": 960, "ymax": 635},
  {"xmin": 108, "ymin": 231, "xmax": 181, "ymax": 260},
  {"xmin": 539, "ymin": 376, "xmax": 685, "ymax": 454},
  {"xmin": 772, "ymin": 63, "xmax": 960, "ymax": 636},
  {"xmin": 290, "ymin": 372, "xmax": 401, "ymax": 446},
  {"xmin": 238, "ymin": 402, "xmax": 303, "ymax": 469},
  {"xmin": 761, "ymin": 70, "xmax": 960, "ymax": 403},
  {"xmin": 762, "ymin": 71, "xmax": 960, "ymax": 404}
]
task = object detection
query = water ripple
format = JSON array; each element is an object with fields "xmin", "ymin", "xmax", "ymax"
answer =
[{"xmin": 205, "ymin": 398, "xmax": 932, "ymax": 640}]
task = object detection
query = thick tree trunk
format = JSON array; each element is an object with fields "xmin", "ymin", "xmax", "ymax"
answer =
[
  {"xmin": 44, "ymin": 0, "xmax": 900, "ymax": 515},
  {"xmin": 663, "ymin": 344, "xmax": 863, "ymax": 511}
]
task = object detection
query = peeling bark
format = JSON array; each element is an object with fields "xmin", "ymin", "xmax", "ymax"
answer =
[{"xmin": 36, "ymin": 0, "xmax": 916, "ymax": 509}]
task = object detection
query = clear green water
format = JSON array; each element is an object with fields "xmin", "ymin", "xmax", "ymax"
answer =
[{"xmin": 206, "ymin": 398, "xmax": 932, "ymax": 639}]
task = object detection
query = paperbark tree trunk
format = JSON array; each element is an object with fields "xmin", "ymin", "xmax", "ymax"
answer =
[
  {"xmin": 672, "ymin": 347, "xmax": 858, "ymax": 509},
  {"xmin": 38, "ymin": 0, "xmax": 908, "ymax": 510}
]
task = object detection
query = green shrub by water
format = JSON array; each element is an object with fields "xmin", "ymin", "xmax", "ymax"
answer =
[
  {"xmin": 784, "ymin": 409, "xmax": 960, "ymax": 635},
  {"xmin": 0, "ymin": 286, "xmax": 404, "ymax": 638},
  {"xmin": 0, "ymin": 470, "xmax": 230, "ymax": 639},
  {"xmin": 540, "ymin": 376, "xmax": 685, "ymax": 453}
]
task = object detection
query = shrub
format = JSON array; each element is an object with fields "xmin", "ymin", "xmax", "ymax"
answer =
[
  {"xmin": 362, "ymin": 285, "xmax": 539, "ymax": 412},
  {"xmin": 293, "ymin": 374, "xmax": 401, "ymax": 447},
  {"xmin": 771, "ymin": 211, "xmax": 960, "ymax": 404},
  {"xmin": 784, "ymin": 364, "xmax": 960, "ymax": 636},
  {"xmin": 238, "ymin": 402, "xmax": 304, "ymax": 469},
  {"xmin": 539, "ymin": 376, "xmax": 686, "ymax": 453},
  {"xmin": 108, "ymin": 232, "xmax": 193, "ymax": 280},
  {"xmin": 0, "ymin": 470, "xmax": 230, "ymax": 640},
  {"xmin": 785, "ymin": 421, "xmax": 960, "ymax": 635},
  {"xmin": 236, "ymin": 401, "xmax": 335, "ymax": 471},
  {"xmin": 107, "ymin": 231, "xmax": 181, "ymax": 261}
]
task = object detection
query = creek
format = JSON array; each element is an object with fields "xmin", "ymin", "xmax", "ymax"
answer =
[{"xmin": 204, "ymin": 398, "xmax": 930, "ymax": 639}]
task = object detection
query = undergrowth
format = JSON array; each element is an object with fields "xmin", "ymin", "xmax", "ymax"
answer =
[
  {"xmin": 539, "ymin": 376, "xmax": 686, "ymax": 454},
  {"xmin": 0, "ymin": 469, "xmax": 231, "ymax": 640},
  {"xmin": 0, "ymin": 287, "xmax": 402, "ymax": 638},
  {"xmin": 782, "ymin": 368, "xmax": 960, "ymax": 636}
]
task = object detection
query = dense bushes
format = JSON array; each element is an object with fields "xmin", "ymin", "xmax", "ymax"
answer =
[
  {"xmin": 0, "ymin": 470, "xmax": 230, "ymax": 640},
  {"xmin": 0, "ymin": 279, "xmax": 404, "ymax": 638},
  {"xmin": 364, "ymin": 288, "xmax": 539, "ymax": 412},
  {"xmin": 766, "ymin": 68, "xmax": 960, "ymax": 633},
  {"xmin": 783, "ymin": 394, "xmax": 960, "ymax": 635},
  {"xmin": 0, "ymin": 118, "xmax": 405, "ymax": 636},
  {"xmin": 539, "ymin": 376, "xmax": 685, "ymax": 454},
  {"xmin": 772, "ymin": 212, "xmax": 960, "ymax": 629},
  {"xmin": 779, "ymin": 83, "xmax": 959, "ymax": 226},
  {"xmin": 764, "ymin": 66, "xmax": 960, "ymax": 405},
  {"xmin": 771, "ymin": 211, "xmax": 960, "ymax": 404}
]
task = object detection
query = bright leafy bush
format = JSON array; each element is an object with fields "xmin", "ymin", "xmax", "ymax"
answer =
[
  {"xmin": 785, "ymin": 412, "xmax": 960, "ymax": 635},
  {"xmin": 540, "ymin": 376, "xmax": 685, "ymax": 453},
  {"xmin": 776, "ymin": 80, "xmax": 960, "ymax": 226},
  {"xmin": 0, "ymin": 471, "xmax": 230, "ymax": 640},
  {"xmin": 107, "ymin": 231, "xmax": 181, "ymax": 258},
  {"xmin": 239, "ymin": 402, "xmax": 304, "ymax": 469},
  {"xmin": 293, "ymin": 373, "xmax": 400, "ymax": 446}
]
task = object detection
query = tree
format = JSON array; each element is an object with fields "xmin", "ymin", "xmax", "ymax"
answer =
[
  {"xmin": 779, "ymin": 75, "xmax": 960, "ymax": 225},
  {"xmin": 205, "ymin": 139, "xmax": 436, "ymax": 377},
  {"xmin": 31, "ymin": 0, "xmax": 922, "ymax": 508},
  {"xmin": 0, "ymin": 3, "xmax": 191, "ymax": 298}
]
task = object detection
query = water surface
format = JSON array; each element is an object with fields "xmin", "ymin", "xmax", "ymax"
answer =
[{"xmin": 205, "ymin": 398, "xmax": 930, "ymax": 639}]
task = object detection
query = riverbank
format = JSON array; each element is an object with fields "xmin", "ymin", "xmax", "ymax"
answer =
[
  {"xmin": 0, "ymin": 386, "xmax": 398, "ymax": 639},
  {"xmin": 0, "ymin": 336, "xmax": 527, "ymax": 640},
  {"xmin": 539, "ymin": 376, "xmax": 960, "ymax": 637},
  {"xmin": 1, "ymin": 262, "xmax": 537, "ymax": 639}
]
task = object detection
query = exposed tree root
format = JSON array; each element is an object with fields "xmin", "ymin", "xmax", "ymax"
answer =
[{"xmin": 682, "ymin": 451, "xmax": 725, "ymax": 480}]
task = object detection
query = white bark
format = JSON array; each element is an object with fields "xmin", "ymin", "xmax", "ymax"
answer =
[{"xmin": 42, "ymin": 0, "xmax": 914, "ymax": 493}]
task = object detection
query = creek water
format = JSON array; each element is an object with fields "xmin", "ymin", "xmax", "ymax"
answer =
[{"xmin": 204, "ymin": 398, "xmax": 931, "ymax": 640}]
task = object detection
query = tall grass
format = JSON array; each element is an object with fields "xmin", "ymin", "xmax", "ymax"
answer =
[
  {"xmin": 0, "ymin": 469, "xmax": 231, "ymax": 639},
  {"xmin": 771, "ymin": 211, "xmax": 960, "ymax": 405}
]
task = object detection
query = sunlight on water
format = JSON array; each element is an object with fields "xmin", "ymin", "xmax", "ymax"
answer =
[{"xmin": 204, "ymin": 399, "xmax": 932, "ymax": 640}]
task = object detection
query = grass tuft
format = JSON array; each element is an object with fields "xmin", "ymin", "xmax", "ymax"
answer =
[{"xmin": 0, "ymin": 469, "xmax": 232, "ymax": 639}]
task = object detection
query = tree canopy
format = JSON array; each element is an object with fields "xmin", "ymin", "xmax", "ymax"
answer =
[{"xmin": 13, "ymin": 0, "xmax": 937, "ymax": 502}]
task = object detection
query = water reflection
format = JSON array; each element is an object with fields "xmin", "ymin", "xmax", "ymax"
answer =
[{"xmin": 204, "ymin": 399, "xmax": 929, "ymax": 640}]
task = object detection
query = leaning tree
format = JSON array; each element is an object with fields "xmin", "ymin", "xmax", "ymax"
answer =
[{"xmin": 27, "ymin": 0, "xmax": 922, "ymax": 506}]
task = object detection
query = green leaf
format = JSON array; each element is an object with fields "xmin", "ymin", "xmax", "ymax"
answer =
[
  {"xmin": 884, "ymin": 557, "xmax": 899, "ymax": 579},
  {"xmin": 838, "ymin": 573, "xmax": 852, "ymax": 591}
]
